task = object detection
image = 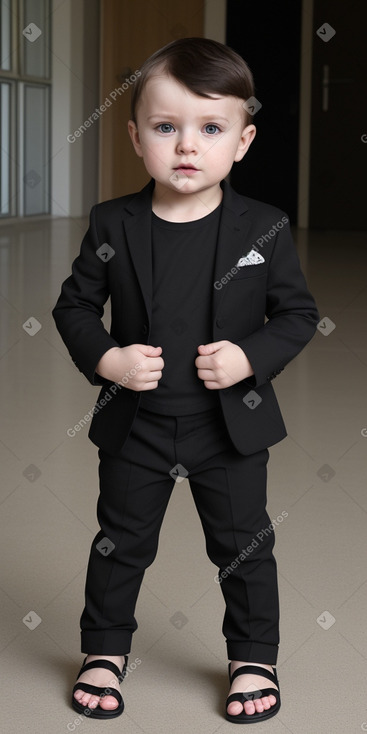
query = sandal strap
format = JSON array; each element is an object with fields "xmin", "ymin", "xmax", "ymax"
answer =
[
  {"xmin": 77, "ymin": 656, "xmax": 128, "ymax": 682},
  {"xmin": 72, "ymin": 681, "xmax": 122, "ymax": 703},
  {"xmin": 228, "ymin": 663, "xmax": 278, "ymax": 686}
]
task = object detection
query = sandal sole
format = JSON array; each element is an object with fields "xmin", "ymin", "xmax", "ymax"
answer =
[
  {"xmin": 72, "ymin": 696, "xmax": 124, "ymax": 719},
  {"xmin": 225, "ymin": 698, "xmax": 280, "ymax": 723}
]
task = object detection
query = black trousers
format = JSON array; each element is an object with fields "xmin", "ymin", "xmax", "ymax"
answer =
[{"xmin": 80, "ymin": 403, "xmax": 280, "ymax": 664}]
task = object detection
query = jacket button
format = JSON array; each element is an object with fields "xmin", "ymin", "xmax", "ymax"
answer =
[
  {"xmin": 216, "ymin": 318, "xmax": 224, "ymax": 328},
  {"xmin": 142, "ymin": 324, "xmax": 148, "ymax": 334}
]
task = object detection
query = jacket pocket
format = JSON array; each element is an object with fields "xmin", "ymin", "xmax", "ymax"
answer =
[{"xmin": 231, "ymin": 267, "xmax": 267, "ymax": 280}]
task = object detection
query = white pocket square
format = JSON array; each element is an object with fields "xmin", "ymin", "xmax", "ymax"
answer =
[{"xmin": 236, "ymin": 249, "xmax": 265, "ymax": 267}]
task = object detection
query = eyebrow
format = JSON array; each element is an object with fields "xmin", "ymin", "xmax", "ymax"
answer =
[{"xmin": 147, "ymin": 114, "xmax": 230, "ymax": 122}]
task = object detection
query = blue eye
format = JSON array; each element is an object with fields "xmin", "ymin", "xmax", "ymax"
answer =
[
  {"xmin": 157, "ymin": 123, "xmax": 174, "ymax": 133},
  {"xmin": 204, "ymin": 124, "xmax": 220, "ymax": 134}
]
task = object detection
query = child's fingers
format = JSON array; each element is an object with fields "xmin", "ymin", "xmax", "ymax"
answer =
[{"xmin": 133, "ymin": 343, "xmax": 162, "ymax": 354}]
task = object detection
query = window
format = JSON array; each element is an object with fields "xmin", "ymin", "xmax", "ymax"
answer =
[{"xmin": 0, "ymin": 0, "xmax": 51, "ymax": 217}]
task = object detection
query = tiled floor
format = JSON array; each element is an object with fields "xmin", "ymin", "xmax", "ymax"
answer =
[{"xmin": 0, "ymin": 216, "xmax": 366, "ymax": 734}]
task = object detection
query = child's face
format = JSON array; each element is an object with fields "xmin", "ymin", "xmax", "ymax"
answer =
[{"xmin": 128, "ymin": 74, "xmax": 256, "ymax": 199}]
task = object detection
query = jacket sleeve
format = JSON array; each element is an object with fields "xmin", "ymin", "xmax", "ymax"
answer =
[
  {"xmin": 235, "ymin": 218, "xmax": 320, "ymax": 387},
  {"xmin": 52, "ymin": 204, "xmax": 121, "ymax": 385}
]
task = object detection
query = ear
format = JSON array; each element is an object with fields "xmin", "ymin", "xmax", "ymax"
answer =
[
  {"xmin": 127, "ymin": 120, "xmax": 143, "ymax": 158},
  {"xmin": 234, "ymin": 124, "xmax": 256, "ymax": 163}
]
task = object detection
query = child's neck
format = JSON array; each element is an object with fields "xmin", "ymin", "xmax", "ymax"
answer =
[{"xmin": 152, "ymin": 182, "xmax": 223, "ymax": 222}]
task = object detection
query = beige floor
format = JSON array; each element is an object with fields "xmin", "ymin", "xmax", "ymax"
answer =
[{"xmin": 0, "ymin": 216, "xmax": 366, "ymax": 734}]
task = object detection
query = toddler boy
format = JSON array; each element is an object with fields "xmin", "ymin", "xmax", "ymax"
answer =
[{"xmin": 53, "ymin": 37, "xmax": 319, "ymax": 723}]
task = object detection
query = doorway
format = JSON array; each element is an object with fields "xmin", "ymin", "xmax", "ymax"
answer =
[
  {"xmin": 99, "ymin": 0, "xmax": 204, "ymax": 200},
  {"xmin": 226, "ymin": 0, "xmax": 302, "ymax": 224},
  {"xmin": 309, "ymin": 0, "xmax": 367, "ymax": 229}
]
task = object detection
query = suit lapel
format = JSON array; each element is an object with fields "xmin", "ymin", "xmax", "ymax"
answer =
[
  {"xmin": 122, "ymin": 179, "xmax": 155, "ymax": 323},
  {"xmin": 121, "ymin": 178, "xmax": 253, "ymax": 329},
  {"xmin": 212, "ymin": 180, "xmax": 252, "ymax": 318}
]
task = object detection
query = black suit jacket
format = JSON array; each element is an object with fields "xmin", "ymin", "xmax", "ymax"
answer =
[{"xmin": 52, "ymin": 178, "xmax": 319, "ymax": 456}]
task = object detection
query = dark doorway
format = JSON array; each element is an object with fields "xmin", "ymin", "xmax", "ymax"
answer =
[
  {"xmin": 226, "ymin": 0, "xmax": 302, "ymax": 224},
  {"xmin": 309, "ymin": 0, "xmax": 367, "ymax": 230}
]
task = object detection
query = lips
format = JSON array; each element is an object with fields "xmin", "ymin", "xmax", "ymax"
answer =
[{"xmin": 174, "ymin": 164, "xmax": 198, "ymax": 171}]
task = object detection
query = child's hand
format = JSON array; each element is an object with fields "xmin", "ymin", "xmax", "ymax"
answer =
[
  {"xmin": 195, "ymin": 340, "xmax": 254, "ymax": 389},
  {"xmin": 96, "ymin": 344, "xmax": 164, "ymax": 391}
]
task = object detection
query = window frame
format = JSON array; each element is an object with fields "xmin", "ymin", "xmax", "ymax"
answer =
[{"xmin": 0, "ymin": 0, "xmax": 52, "ymax": 218}]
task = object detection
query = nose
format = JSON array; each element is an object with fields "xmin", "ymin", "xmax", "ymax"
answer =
[{"xmin": 176, "ymin": 128, "xmax": 198, "ymax": 155}]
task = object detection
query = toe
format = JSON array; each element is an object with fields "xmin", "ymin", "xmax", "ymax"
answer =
[
  {"xmin": 78, "ymin": 692, "xmax": 93, "ymax": 707},
  {"xmin": 73, "ymin": 689, "xmax": 87, "ymax": 704},
  {"xmin": 243, "ymin": 699, "xmax": 256, "ymax": 715},
  {"xmin": 87, "ymin": 695, "xmax": 100, "ymax": 709},
  {"xmin": 227, "ymin": 700, "xmax": 245, "ymax": 716},
  {"xmin": 99, "ymin": 694, "xmax": 119, "ymax": 710},
  {"xmin": 260, "ymin": 695, "xmax": 271, "ymax": 709},
  {"xmin": 83, "ymin": 694, "xmax": 95, "ymax": 707}
]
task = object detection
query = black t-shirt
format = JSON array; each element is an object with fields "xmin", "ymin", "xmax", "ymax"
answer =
[{"xmin": 139, "ymin": 202, "xmax": 223, "ymax": 415}]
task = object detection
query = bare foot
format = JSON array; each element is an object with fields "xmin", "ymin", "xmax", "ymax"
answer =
[
  {"xmin": 73, "ymin": 654, "xmax": 126, "ymax": 711},
  {"xmin": 227, "ymin": 661, "xmax": 278, "ymax": 717}
]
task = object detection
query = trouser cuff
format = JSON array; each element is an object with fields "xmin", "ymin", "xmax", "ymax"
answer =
[
  {"xmin": 226, "ymin": 641, "xmax": 278, "ymax": 665},
  {"xmin": 81, "ymin": 630, "xmax": 132, "ymax": 656}
]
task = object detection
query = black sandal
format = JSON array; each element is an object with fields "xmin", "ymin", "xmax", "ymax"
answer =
[
  {"xmin": 225, "ymin": 663, "xmax": 281, "ymax": 724},
  {"xmin": 71, "ymin": 655, "xmax": 129, "ymax": 719}
]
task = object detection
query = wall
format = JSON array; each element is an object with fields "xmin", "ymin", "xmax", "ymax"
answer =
[{"xmin": 204, "ymin": 0, "xmax": 226, "ymax": 42}]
